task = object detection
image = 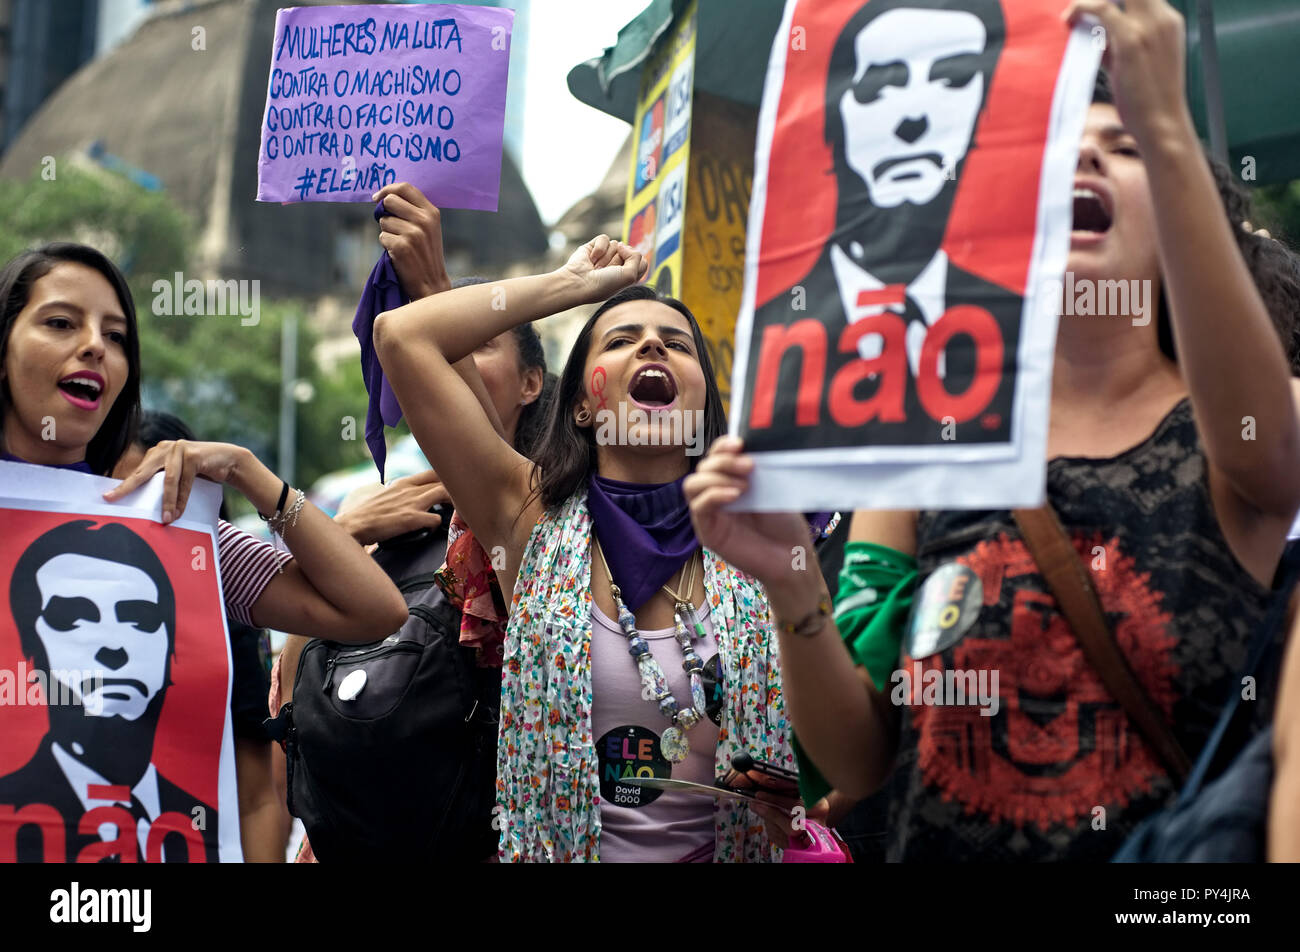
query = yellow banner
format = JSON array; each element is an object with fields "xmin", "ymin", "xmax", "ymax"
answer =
[
  {"xmin": 680, "ymin": 91, "xmax": 757, "ymax": 413},
  {"xmin": 622, "ymin": 0, "xmax": 697, "ymax": 300}
]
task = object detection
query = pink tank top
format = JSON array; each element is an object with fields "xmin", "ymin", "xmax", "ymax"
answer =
[{"xmin": 589, "ymin": 600, "xmax": 723, "ymax": 862}]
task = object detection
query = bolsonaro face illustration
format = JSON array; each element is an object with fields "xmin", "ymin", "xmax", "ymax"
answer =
[
  {"xmin": 30, "ymin": 553, "xmax": 170, "ymax": 721},
  {"xmin": 839, "ymin": 7, "xmax": 989, "ymax": 209},
  {"xmin": 9, "ymin": 520, "xmax": 177, "ymax": 787}
]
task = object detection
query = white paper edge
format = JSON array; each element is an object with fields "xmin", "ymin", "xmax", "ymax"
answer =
[
  {"xmin": 728, "ymin": 14, "xmax": 1103, "ymax": 512},
  {"xmin": 0, "ymin": 461, "xmax": 242, "ymax": 862}
]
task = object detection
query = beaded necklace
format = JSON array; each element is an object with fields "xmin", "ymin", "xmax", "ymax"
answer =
[{"xmin": 593, "ymin": 538, "xmax": 706, "ymax": 763}]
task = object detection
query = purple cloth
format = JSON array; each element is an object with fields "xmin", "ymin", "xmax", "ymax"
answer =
[
  {"xmin": 2, "ymin": 452, "xmax": 92, "ymax": 473},
  {"xmin": 588, "ymin": 474, "xmax": 698, "ymax": 613},
  {"xmin": 255, "ymin": 4, "xmax": 514, "ymax": 210},
  {"xmin": 805, "ymin": 511, "xmax": 835, "ymax": 537},
  {"xmin": 352, "ymin": 200, "xmax": 411, "ymax": 480}
]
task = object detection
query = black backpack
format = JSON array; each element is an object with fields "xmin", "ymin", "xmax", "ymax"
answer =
[
  {"xmin": 1113, "ymin": 541, "xmax": 1300, "ymax": 862},
  {"xmin": 266, "ymin": 522, "xmax": 500, "ymax": 862}
]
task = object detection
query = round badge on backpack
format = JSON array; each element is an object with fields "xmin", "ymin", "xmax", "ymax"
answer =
[{"xmin": 337, "ymin": 669, "xmax": 367, "ymax": 701}]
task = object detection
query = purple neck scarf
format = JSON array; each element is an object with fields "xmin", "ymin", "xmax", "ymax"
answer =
[
  {"xmin": 352, "ymin": 200, "xmax": 411, "ymax": 481},
  {"xmin": 2, "ymin": 452, "xmax": 93, "ymax": 473},
  {"xmin": 588, "ymin": 474, "xmax": 698, "ymax": 613}
]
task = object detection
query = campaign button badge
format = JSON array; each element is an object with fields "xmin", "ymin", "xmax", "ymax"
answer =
[
  {"xmin": 597, "ymin": 724, "xmax": 671, "ymax": 809},
  {"xmin": 906, "ymin": 563, "xmax": 982, "ymax": 659}
]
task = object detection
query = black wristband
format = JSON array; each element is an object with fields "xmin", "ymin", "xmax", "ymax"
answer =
[{"xmin": 261, "ymin": 480, "xmax": 290, "ymax": 521}]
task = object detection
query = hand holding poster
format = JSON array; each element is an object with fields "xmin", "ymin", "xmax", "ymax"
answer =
[
  {"xmin": 0, "ymin": 463, "xmax": 238, "ymax": 862},
  {"xmin": 256, "ymin": 3, "xmax": 513, "ymax": 210},
  {"xmin": 730, "ymin": 0, "xmax": 1102, "ymax": 511}
]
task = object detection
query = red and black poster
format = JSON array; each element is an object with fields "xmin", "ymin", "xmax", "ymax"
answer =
[
  {"xmin": 0, "ymin": 462, "xmax": 238, "ymax": 862},
  {"xmin": 731, "ymin": 0, "xmax": 1102, "ymax": 510}
]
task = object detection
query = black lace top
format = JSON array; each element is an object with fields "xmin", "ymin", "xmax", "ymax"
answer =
[{"xmin": 888, "ymin": 398, "xmax": 1276, "ymax": 860}]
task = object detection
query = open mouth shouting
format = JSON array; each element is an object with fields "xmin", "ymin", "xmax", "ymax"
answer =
[
  {"xmin": 627, "ymin": 363, "xmax": 678, "ymax": 411},
  {"xmin": 1071, "ymin": 180, "xmax": 1113, "ymax": 248},
  {"xmin": 58, "ymin": 370, "xmax": 106, "ymax": 411}
]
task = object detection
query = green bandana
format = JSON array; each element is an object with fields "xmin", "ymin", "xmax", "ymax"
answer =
[{"xmin": 795, "ymin": 541, "xmax": 917, "ymax": 805}]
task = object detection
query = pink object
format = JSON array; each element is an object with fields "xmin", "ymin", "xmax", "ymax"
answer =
[{"xmin": 782, "ymin": 820, "xmax": 852, "ymax": 863}]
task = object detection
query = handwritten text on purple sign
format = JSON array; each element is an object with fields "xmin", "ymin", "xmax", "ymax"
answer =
[{"xmin": 255, "ymin": 4, "xmax": 512, "ymax": 210}]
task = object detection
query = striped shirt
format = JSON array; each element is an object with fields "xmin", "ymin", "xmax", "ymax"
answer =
[{"xmin": 218, "ymin": 520, "xmax": 293, "ymax": 626}]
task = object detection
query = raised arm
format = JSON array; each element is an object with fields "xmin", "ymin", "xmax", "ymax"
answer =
[
  {"xmin": 376, "ymin": 182, "xmax": 509, "ymax": 440},
  {"xmin": 684, "ymin": 437, "xmax": 901, "ymax": 799},
  {"xmin": 372, "ymin": 236, "xmax": 644, "ymax": 572},
  {"xmin": 1067, "ymin": 0, "xmax": 1300, "ymax": 518}
]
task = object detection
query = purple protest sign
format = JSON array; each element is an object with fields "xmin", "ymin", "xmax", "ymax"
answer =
[{"xmin": 255, "ymin": 3, "xmax": 513, "ymax": 210}]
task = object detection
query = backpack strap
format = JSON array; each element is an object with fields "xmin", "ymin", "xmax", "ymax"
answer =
[
  {"xmin": 1013, "ymin": 505, "xmax": 1192, "ymax": 784},
  {"xmin": 1176, "ymin": 539, "xmax": 1300, "ymax": 803}
]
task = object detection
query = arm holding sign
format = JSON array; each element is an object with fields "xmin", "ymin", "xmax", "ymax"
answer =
[
  {"xmin": 373, "ymin": 236, "xmax": 644, "ymax": 598},
  {"xmin": 1064, "ymin": 0, "xmax": 1300, "ymax": 521},
  {"xmin": 105, "ymin": 442, "xmax": 408, "ymax": 643},
  {"xmin": 376, "ymin": 182, "xmax": 508, "ymax": 440},
  {"xmin": 378, "ymin": 183, "xmax": 452, "ymax": 301},
  {"xmin": 685, "ymin": 436, "xmax": 900, "ymax": 799}
]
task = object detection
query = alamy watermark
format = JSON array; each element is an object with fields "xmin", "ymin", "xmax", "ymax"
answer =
[
  {"xmin": 889, "ymin": 662, "xmax": 1000, "ymax": 717},
  {"xmin": 1040, "ymin": 272, "xmax": 1153, "ymax": 327},
  {"xmin": 594, "ymin": 401, "xmax": 706, "ymax": 457},
  {"xmin": 151, "ymin": 272, "xmax": 260, "ymax": 326},
  {"xmin": 0, "ymin": 664, "xmax": 106, "ymax": 715},
  {"xmin": 50, "ymin": 882, "xmax": 151, "ymax": 932}
]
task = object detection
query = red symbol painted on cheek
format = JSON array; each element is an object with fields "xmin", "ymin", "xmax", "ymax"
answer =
[{"xmin": 591, "ymin": 366, "xmax": 608, "ymax": 410}]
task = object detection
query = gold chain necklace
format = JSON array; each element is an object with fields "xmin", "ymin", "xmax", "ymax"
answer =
[{"xmin": 659, "ymin": 550, "xmax": 697, "ymax": 606}]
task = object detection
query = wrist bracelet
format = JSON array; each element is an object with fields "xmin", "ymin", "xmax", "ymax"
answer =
[
  {"xmin": 260, "ymin": 480, "xmax": 290, "ymax": 523},
  {"xmin": 776, "ymin": 593, "xmax": 832, "ymax": 638},
  {"xmin": 262, "ymin": 487, "xmax": 305, "ymax": 541}
]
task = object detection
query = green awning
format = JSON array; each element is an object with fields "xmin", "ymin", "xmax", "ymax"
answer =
[
  {"xmin": 566, "ymin": 0, "xmax": 784, "ymax": 125},
  {"xmin": 568, "ymin": 0, "xmax": 1300, "ymax": 185},
  {"xmin": 1180, "ymin": 0, "xmax": 1300, "ymax": 184}
]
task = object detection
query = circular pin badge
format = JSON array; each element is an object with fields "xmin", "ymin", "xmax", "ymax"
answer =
[
  {"xmin": 906, "ymin": 563, "xmax": 983, "ymax": 659},
  {"xmin": 337, "ymin": 669, "xmax": 367, "ymax": 701},
  {"xmin": 597, "ymin": 724, "xmax": 671, "ymax": 808}
]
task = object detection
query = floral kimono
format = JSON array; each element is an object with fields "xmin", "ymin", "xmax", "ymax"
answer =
[{"xmin": 495, "ymin": 491, "xmax": 796, "ymax": 861}]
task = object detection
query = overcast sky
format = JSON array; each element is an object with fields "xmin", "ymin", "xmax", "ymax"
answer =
[
  {"xmin": 519, "ymin": 0, "xmax": 648, "ymax": 225},
  {"xmin": 102, "ymin": 0, "xmax": 647, "ymax": 226}
]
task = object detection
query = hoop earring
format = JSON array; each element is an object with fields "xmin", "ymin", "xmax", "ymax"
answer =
[{"xmin": 575, "ymin": 408, "xmax": 592, "ymax": 425}]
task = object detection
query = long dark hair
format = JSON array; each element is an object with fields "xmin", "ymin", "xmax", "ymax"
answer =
[
  {"xmin": 510, "ymin": 324, "xmax": 554, "ymax": 459},
  {"xmin": 0, "ymin": 243, "xmax": 140, "ymax": 476},
  {"xmin": 1090, "ymin": 71, "xmax": 1300, "ymax": 368},
  {"xmin": 527, "ymin": 284, "xmax": 727, "ymax": 510},
  {"xmin": 452, "ymin": 275, "xmax": 553, "ymax": 457}
]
